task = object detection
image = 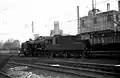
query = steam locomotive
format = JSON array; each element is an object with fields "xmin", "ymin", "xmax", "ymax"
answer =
[
  {"xmin": 20, "ymin": 35, "xmax": 90, "ymax": 57},
  {"xmin": 20, "ymin": 30, "xmax": 120, "ymax": 57},
  {"xmin": 20, "ymin": 10, "xmax": 120, "ymax": 57}
]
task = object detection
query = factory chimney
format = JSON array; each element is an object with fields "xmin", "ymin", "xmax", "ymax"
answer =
[
  {"xmin": 107, "ymin": 3, "xmax": 110, "ymax": 11},
  {"xmin": 118, "ymin": 0, "xmax": 120, "ymax": 11}
]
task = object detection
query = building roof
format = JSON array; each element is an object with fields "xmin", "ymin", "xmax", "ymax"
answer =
[{"xmin": 80, "ymin": 10, "xmax": 119, "ymax": 19}]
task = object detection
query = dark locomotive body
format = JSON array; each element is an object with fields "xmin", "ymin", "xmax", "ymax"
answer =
[
  {"xmin": 20, "ymin": 10, "xmax": 120, "ymax": 57},
  {"xmin": 20, "ymin": 35, "xmax": 88, "ymax": 57}
]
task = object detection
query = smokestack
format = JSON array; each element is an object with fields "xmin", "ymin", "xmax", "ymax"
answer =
[
  {"xmin": 118, "ymin": 0, "xmax": 120, "ymax": 11},
  {"xmin": 107, "ymin": 3, "xmax": 110, "ymax": 11},
  {"xmin": 77, "ymin": 6, "xmax": 80, "ymax": 34}
]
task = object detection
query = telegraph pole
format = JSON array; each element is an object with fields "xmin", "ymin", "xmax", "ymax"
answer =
[
  {"xmin": 32, "ymin": 21, "xmax": 34, "ymax": 39},
  {"xmin": 77, "ymin": 6, "xmax": 80, "ymax": 34},
  {"xmin": 3, "ymin": 8, "xmax": 8, "ymax": 26}
]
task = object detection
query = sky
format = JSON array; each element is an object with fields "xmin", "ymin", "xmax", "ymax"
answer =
[{"xmin": 0, "ymin": 0, "xmax": 118, "ymax": 42}]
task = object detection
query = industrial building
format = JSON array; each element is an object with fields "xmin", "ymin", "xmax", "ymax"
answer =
[
  {"xmin": 79, "ymin": 10, "xmax": 120, "ymax": 34},
  {"xmin": 50, "ymin": 21, "xmax": 63, "ymax": 36}
]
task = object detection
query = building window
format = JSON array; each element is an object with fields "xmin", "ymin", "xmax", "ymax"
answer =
[
  {"xmin": 107, "ymin": 15, "xmax": 113, "ymax": 22},
  {"xmin": 93, "ymin": 17, "xmax": 97, "ymax": 24}
]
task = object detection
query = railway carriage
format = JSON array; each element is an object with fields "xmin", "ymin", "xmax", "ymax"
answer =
[{"xmin": 89, "ymin": 30, "xmax": 120, "ymax": 51}]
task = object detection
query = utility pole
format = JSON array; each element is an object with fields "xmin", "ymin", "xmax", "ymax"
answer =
[
  {"xmin": 32, "ymin": 21, "xmax": 34, "ymax": 39},
  {"xmin": 77, "ymin": 6, "xmax": 80, "ymax": 34},
  {"xmin": 3, "ymin": 8, "xmax": 8, "ymax": 26}
]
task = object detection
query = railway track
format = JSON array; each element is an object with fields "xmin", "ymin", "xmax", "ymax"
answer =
[
  {"xmin": 7, "ymin": 58, "xmax": 120, "ymax": 78},
  {"xmin": 0, "ymin": 71, "xmax": 12, "ymax": 78},
  {"xmin": 40, "ymin": 60, "xmax": 120, "ymax": 73},
  {"xmin": 10, "ymin": 57, "xmax": 120, "ymax": 73},
  {"xmin": 1, "ymin": 54, "xmax": 119, "ymax": 78}
]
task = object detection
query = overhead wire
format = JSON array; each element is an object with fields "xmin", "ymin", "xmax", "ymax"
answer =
[
  {"xmin": 97, "ymin": 0, "xmax": 110, "ymax": 5},
  {"xmin": 46, "ymin": 0, "xmax": 113, "ymax": 26},
  {"xmin": 85, "ymin": 0, "xmax": 110, "ymax": 9},
  {"xmin": 45, "ymin": 19, "xmax": 78, "ymax": 28},
  {"xmin": 28, "ymin": 0, "xmax": 118, "ymax": 29}
]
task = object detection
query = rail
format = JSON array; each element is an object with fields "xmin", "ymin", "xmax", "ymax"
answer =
[
  {"xmin": 8, "ymin": 61, "xmax": 120, "ymax": 78},
  {"xmin": 0, "ymin": 71, "xmax": 12, "ymax": 78}
]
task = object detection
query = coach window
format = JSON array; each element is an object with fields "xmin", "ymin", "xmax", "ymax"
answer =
[
  {"xmin": 107, "ymin": 15, "xmax": 113, "ymax": 22},
  {"xmin": 93, "ymin": 17, "xmax": 97, "ymax": 24}
]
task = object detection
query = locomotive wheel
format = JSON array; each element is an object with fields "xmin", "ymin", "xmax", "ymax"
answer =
[
  {"xmin": 74, "ymin": 51, "xmax": 80, "ymax": 58},
  {"xmin": 24, "ymin": 53, "xmax": 29, "ymax": 57},
  {"xmin": 63, "ymin": 51, "xmax": 68, "ymax": 58},
  {"xmin": 48, "ymin": 51, "xmax": 52, "ymax": 57},
  {"xmin": 33, "ymin": 52, "xmax": 38, "ymax": 56},
  {"xmin": 84, "ymin": 49, "xmax": 92, "ymax": 57}
]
